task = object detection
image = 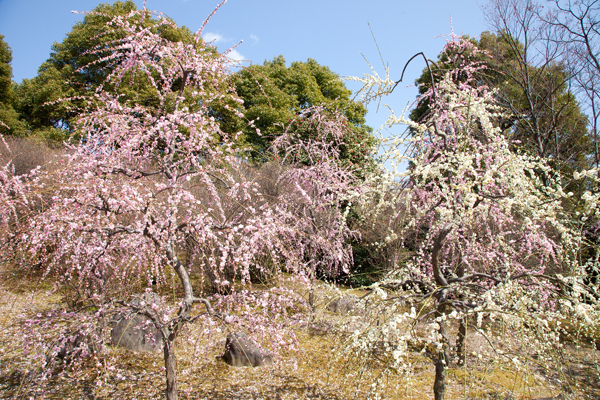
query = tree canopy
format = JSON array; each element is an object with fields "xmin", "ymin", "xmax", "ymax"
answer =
[
  {"xmin": 0, "ymin": 35, "xmax": 27, "ymax": 136},
  {"xmin": 410, "ymin": 31, "xmax": 591, "ymax": 183},
  {"xmin": 12, "ymin": 1, "xmax": 199, "ymax": 140},
  {"xmin": 11, "ymin": 2, "xmax": 377, "ymax": 177},
  {"xmin": 228, "ymin": 56, "xmax": 378, "ymax": 176},
  {"xmin": 0, "ymin": 35, "xmax": 12, "ymax": 106}
]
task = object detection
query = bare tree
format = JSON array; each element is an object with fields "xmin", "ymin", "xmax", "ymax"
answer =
[
  {"xmin": 541, "ymin": 0, "xmax": 600, "ymax": 168},
  {"xmin": 483, "ymin": 0, "xmax": 591, "ymax": 175}
]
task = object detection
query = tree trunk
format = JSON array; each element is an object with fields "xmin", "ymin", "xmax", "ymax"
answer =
[
  {"xmin": 431, "ymin": 227, "xmax": 451, "ymax": 400},
  {"xmin": 456, "ymin": 317, "xmax": 467, "ymax": 367},
  {"xmin": 164, "ymin": 340, "xmax": 178, "ymax": 400},
  {"xmin": 434, "ymin": 348, "xmax": 447, "ymax": 400},
  {"xmin": 433, "ymin": 303, "xmax": 450, "ymax": 400},
  {"xmin": 161, "ymin": 242, "xmax": 195, "ymax": 400}
]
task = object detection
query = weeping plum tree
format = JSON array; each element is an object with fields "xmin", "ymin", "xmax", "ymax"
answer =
[
  {"xmin": 347, "ymin": 35, "xmax": 599, "ymax": 400},
  {"xmin": 0, "ymin": 3, "xmax": 359, "ymax": 399}
]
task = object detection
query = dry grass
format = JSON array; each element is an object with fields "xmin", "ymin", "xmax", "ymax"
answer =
[
  {"xmin": 0, "ymin": 136, "xmax": 66, "ymax": 177},
  {"xmin": 0, "ymin": 280, "xmax": 598, "ymax": 400}
]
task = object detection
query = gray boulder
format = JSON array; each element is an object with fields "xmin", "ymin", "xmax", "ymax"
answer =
[
  {"xmin": 219, "ymin": 332, "xmax": 273, "ymax": 367},
  {"xmin": 110, "ymin": 292, "xmax": 163, "ymax": 352},
  {"xmin": 50, "ymin": 330, "xmax": 102, "ymax": 365},
  {"xmin": 308, "ymin": 320, "xmax": 335, "ymax": 336},
  {"xmin": 130, "ymin": 291, "xmax": 162, "ymax": 307},
  {"xmin": 326, "ymin": 295, "xmax": 359, "ymax": 314}
]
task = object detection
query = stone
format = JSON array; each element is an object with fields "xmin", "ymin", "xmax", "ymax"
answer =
[
  {"xmin": 219, "ymin": 332, "xmax": 273, "ymax": 367},
  {"xmin": 110, "ymin": 292, "xmax": 163, "ymax": 352},
  {"xmin": 326, "ymin": 295, "xmax": 358, "ymax": 314},
  {"xmin": 111, "ymin": 314, "xmax": 163, "ymax": 352},
  {"xmin": 130, "ymin": 291, "xmax": 162, "ymax": 307},
  {"xmin": 52, "ymin": 330, "xmax": 102, "ymax": 364}
]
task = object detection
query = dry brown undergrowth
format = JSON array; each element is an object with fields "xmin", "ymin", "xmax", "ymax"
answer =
[
  {"xmin": 0, "ymin": 136, "xmax": 66, "ymax": 177},
  {"xmin": 0, "ymin": 280, "xmax": 598, "ymax": 399}
]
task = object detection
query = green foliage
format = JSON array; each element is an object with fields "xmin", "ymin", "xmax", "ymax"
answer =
[
  {"xmin": 0, "ymin": 105, "xmax": 27, "ymax": 137},
  {"xmin": 12, "ymin": 1, "xmax": 199, "ymax": 139},
  {"xmin": 13, "ymin": 66, "xmax": 73, "ymax": 138},
  {"xmin": 229, "ymin": 56, "xmax": 377, "ymax": 176},
  {"xmin": 0, "ymin": 35, "xmax": 27, "ymax": 136},
  {"xmin": 481, "ymin": 32, "xmax": 590, "ymax": 167},
  {"xmin": 10, "ymin": 1, "xmax": 377, "ymax": 173},
  {"xmin": 0, "ymin": 35, "xmax": 12, "ymax": 105}
]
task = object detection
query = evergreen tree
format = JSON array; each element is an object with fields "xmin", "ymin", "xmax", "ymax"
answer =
[
  {"xmin": 410, "ymin": 31, "xmax": 591, "ymax": 196},
  {"xmin": 13, "ymin": 1, "xmax": 198, "ymax": 140},
  {"xmin": 225, "ymin": 56, "xmax": 377, "ymax": 177},
  {"xmin": 0, "ymin": 34, "xmax": 27, "ymax": 136}
]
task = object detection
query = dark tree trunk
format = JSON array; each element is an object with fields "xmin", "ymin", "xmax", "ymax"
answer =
[
  {"xmin": 434, "ymin": 348, "xmax": 447, "ymax": 400},
  {"xmin": 431, "ymin": 227, "xmax": 452, "ymax": 400},
  {"xmin": 433, "ymin": 301, "xmax": 450, "ymax": 400},
  {"xmin": 455, "ymin": 257, "xmax": 467, "ymax": 367},
  {"xmin": 161, "ymin": 243, "xmax": 195, "ymax": 400},
  {"xmin": 164, "ymin": 340, "xmax": 178, "ymax": 400}
]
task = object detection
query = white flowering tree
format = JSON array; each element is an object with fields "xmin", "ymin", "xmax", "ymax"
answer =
[{"xmin": 348, "ymin": 36, "xmax": 599, "ymax": 399}]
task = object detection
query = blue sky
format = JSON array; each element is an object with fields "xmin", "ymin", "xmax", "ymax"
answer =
[{"xmin": 0, "ymin": 0, "xmax": 491, "ymax": 135}]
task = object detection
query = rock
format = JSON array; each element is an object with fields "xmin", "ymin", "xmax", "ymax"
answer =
[
  {"xmin": 219, "ymin": 332, "xmax": 273, "ymax": 367},
  {"xmin": 110, "ymin": 292, "xmax": 163, "ymax": 352},
  {"xmin": 326, "ymin": 295, "xmax": 358, "ymax": 314},
  {"xmin": 130, "ymin": 291, "xmax": 162, "ymax": 307},
  {"xmin": 52, "ymin": 330, "xmax": 102, "ymax": 364},
  {"xmin": 111, "ymin": 314, "xmax": 163, "ymax": 352},
  {"xmin": 308, "ymin": 320, "xmax": 335, "ymax": 336}
]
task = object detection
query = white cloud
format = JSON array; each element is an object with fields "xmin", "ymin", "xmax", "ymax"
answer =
[
  {"xmin": 201, "ymin": 32, "xmax": 245, "ymax": 61},
  {"xmin": 202, "ymin": 32, "xmax": 224, "ymax": 44},
  {"xmin": 250, "ymin": 34, "xmax": 259, "ymax": 45},
  {"xmin": 225, "ymin": 49, "xmax": 245, "ymax": 62}
]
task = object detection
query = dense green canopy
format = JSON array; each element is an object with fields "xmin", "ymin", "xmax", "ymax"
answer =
[
  {"xmin": 0, "ymin": 35, "xmax": 27, "ymax": 136},
  {"xmin": 10, "ymin": 1, "xmax": 377, "ymax": 177},
  {"xmin": 0, "ymin": 35, "xmax": 12, "ymax": 106},
  {"xmin": 7, "ymin": 1, "xmax": 377, "ymax": 180},
  {"xmin": 12, "ymin": 1, "xmax": 199, "ymax": 140},
  {"xmin": 228, "ymin": 56, "xmax": 377, "ymax": 176}
]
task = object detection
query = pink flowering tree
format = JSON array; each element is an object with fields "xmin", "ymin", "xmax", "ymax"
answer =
[
  {"xmin": 0, "ymin": 137, "xmax": 28, "ymax": 249},
  {"xmin": 0, "ymin": 3, "xmax": 360, "ymax": 399},
  {"xmin": 347, "ymin": 36, "xmax": 596, "ymax": 400}
]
